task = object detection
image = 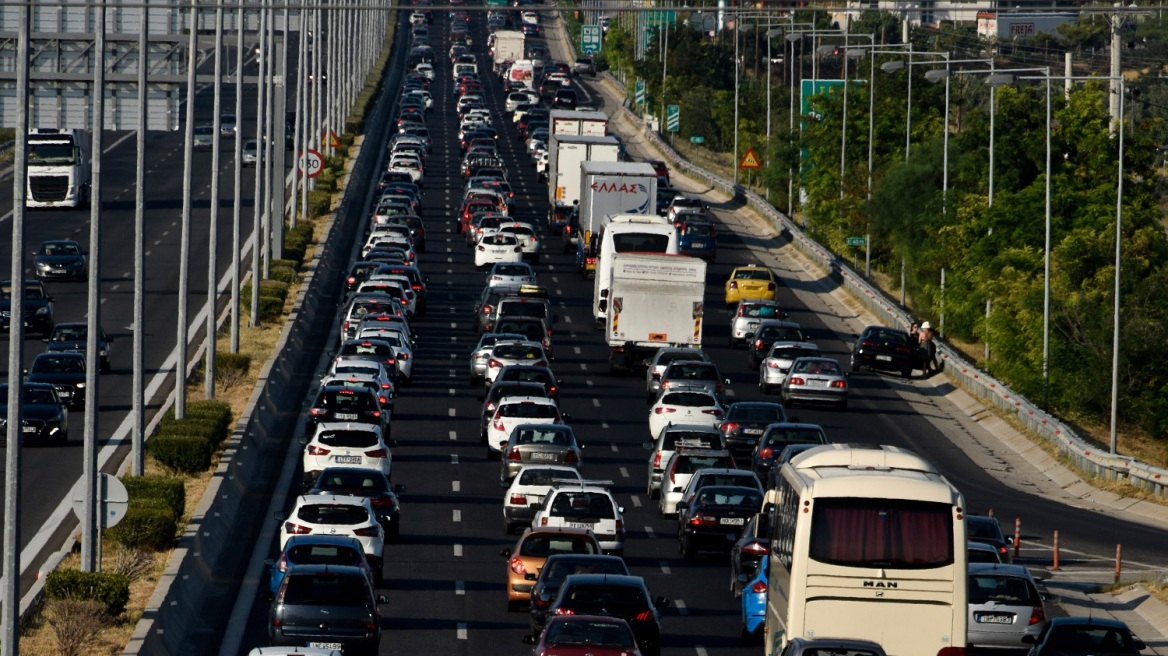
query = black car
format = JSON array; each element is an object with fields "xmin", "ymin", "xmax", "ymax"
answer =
[
  {"xmin": 551, "ymin": 88, "xmax": 578, "ymax": 110},
  {"xmin": 25, "ymin": 352, "xmax": 87, "ymax": 408},
  {"xmin": 308, "ymin": 467, "xmax": 404, "ymax": 542},
  {"xmin": 0, "ymin": 279, "xmax": 55, "ymax": 337},
  {"xmin": 268, "ymin": 564, "xmax": 387, "ymax": 653},
  {"xmin": 0, "ymin": 382, "xmax": 68, "ymax": 446},
  {"xmin": 44, "ymin": 322, "xmax": 113, "ymax": 374},
  {"xmin": 718, "ymin": 401, "xmax": 788, "ymax": 461},
  {"xmin": 746, "ymin": 320, "xmax": 806, "ymax": 370},
  {"xmin": 548, "ymin": 574, "xmax": 668, "ymax": 656},
  {"xmin": 1025, "ymin": 616, "xmax": 1145, "ymax": 656},
  {"xmin": 850, "ymin": 325, "xmax": 918, "ymax": 377},
  {"xmin": 480, "ymin": 381, "xmax": 548, "ymax": 440},
  {"xmin": 750, "ymin": 422, "xmax": 829, "ymax": 483},
  {"xmin": 967, "ymin": 514, "xmax": 1013, "ymax": 564},
  {"xmin": 343, "ymin": 262, "xmax": 384, "ymax": 297},
  {"xmin": 492, "ymin": 364, "xmax": 560, "ymax": 403},
  {"xmin": 306, "ymin": 385, "xmax": 385, "ymax": 431},
  {"xmin": 32, "ymin": 240, "xmax": 87, "ymax": 281},
  {"xmin": 528, "ymin": 554, "xmax": 629, "ymax": 637},
  {"xmin": 677, "ymin": 485, "xmax": 763, "ymax": 559}
]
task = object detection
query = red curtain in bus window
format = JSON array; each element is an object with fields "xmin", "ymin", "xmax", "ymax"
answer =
[{"xmin": 811, "ymin": 499, "xmax": 952, "ymax": 567}]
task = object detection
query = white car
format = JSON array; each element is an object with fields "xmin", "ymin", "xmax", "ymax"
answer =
[
  {"xmin": 279, "ymin": 494, "xmax": 385, "ymax": 572},
  {"xmin": 758, "ymin": 341, "xmax": 822, "ymax": 393},
  {"xmin": 658, "ymin": 448, "xmax": 737, "ymax": 517},
  {"xmin": 535, "ymin": 150, "xmax": 549, "ymax": 182},
  {"xmin": 469, "ymin": 332, "xmax": 527, "ymax": 385},
  {"xmin": 503, "ymin": 465, "xmax": 582, "ymax": 534},
  {"xmin": 647, "ymin": 390, "xmax": 724, "ymax": 439},
  {"xmin": 367, "ymin": 273, "xmax": 418, "ymax": 314},
  {"xmin": 388, "ymin": 160, "xmax": 423, "ymax": 185},
  {"xmin": 505, "ymin": 91, "xmax": 538, "ymax": 113},
  {"xmin": 404, "ymin": 89, "xmax": 433, "ymax": 111},
  {"xmin": 521, "ymin": 11, "xmax": 539, "ymax": 26},
  {"xmin": 355, "ymin": 327, "xmax": 414, "ymax": 384},
  {"xmin": 355, "ymin": 280, "xmax": 413, "ymax": 315},
  {"xmin": 531, "ymin": 480, "xmax": 626, "ymax": 556},
  {"xmin": 300, "ymin": 422, "xmax": 392, "ymax": 486},
  {"xmin": 474, "ymin": 232, "xmax": 524, "ymax": 269},
  {"xmin": 413, "ymin": 62, "xmax": 435, "ymax": 80},
  {"xmin": 497, "ymin": 222, "xmax": 541, "ymax": 264},
  {"xmin": 485, "ymin": 396, "xmax": 564, "ymax": 458},
  {"xmin": 483, "ymin": 340, "xmax": 549, "ymax": 388},
  {"xmin": 487, "ymin": 261, "xmax": 536, "ymax": 287}
]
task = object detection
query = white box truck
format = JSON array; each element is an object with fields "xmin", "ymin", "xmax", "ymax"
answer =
[
  {"xmin": 549, "ymin": 109, "xmax": 608, "ymax": 137},
  {"xmin": 605, "ymin": 252, "xmax": 706, "ymax": 372},
  {"xmin": 492, "ymin": 30, "xmax": 525, "ymax": 75},
  {"xmin": 27, "ymin": 128, "xmax": 91, "ymax": 209},
  {"xmin": 575, "ymin": 161, "xmax": 658, "ymax": 278},
  {"xmin": 547, "ymin": 134, "xmax": 619, "ymax": 231}
]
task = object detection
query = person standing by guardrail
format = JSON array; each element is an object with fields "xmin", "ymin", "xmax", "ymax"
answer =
[{"xmin": 919, "ymin": 321, "xmax": 939, "ymax": 375}]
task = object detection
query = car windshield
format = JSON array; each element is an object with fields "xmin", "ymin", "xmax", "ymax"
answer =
[
  {"xmin": 727, "ymin": 405, "xmax": 786, "ymax": 422},
  {"xmin": 683, "ymin": 223, "xmax": 713, "ymax": 237},
  {"xmin": 41, "ymin": 243, "xmax": 81, "ymax": 256},
  {"xmin": 662, "ymin": 431, "xmax": 719, "ymax": 449},
  {"xmin": 296, "ymin": 504, "xmax": 370, "ymax": 525},
  {"xmin": 514, "ymin": 427, "xmax": 570, "ymax": 446},
  {"xmin": 695, "ymin": 487, "xmax": 762, "ymax": 507},
  {"xmin": 969, "ymin": 574, "xmax": 1038, "ymax": 605},
  {"xmin": 550, "ymin": 492, "xmax": 615, "ymax": 519},
  {"xmin": 34, "ymin": 356, "xmax": 83, "ymax": 373},
  {"xmin": 495, "ymin": 264, "xmax": 530, "ymax": 276},
  {"xmin": 341, "ymin": 343, "xmax": 389, "ymax": 357},
  {"xmin": 282, "ymin": 572, "xmax": 371, "ymax": 607},
  {"xmin": 494, "ymin": 344, "xmax": 542, "ymax": 360},
  {"xmin": 314, "ymin": 470, "xmax": 389, "ymax": 493},
  {"xmin": 503, "ymin": 369, "xmax": 550, "ymax": 385},
  {"xmin": 759, "ymin": 326, "xmax": 805, "ymax": 342},
  {"xmin": 743, "ymin": 304, "xmax": 780, "ymax": 318},
  {"xmin": 542, "ymin": 558, "xmax": 627, "ymax": 586},
  {"xmin": 518, "ymin": 468, "xmax": 579, "ymax": 486},
  {"xmin": 317, "ymin": 390, "xmax": 377, "ymax": 411},
  {"xmin": 676, "ymin": 455, "xmax": 733, "ymax": 473},
  {"xmin": 562, "ymin": 584, "xmax": 647, "ymax": 613},
  {"xmin": 666, "ymin": 363, "xmax": 717, "ymax": 380},
  {"xmin": 546, "ymin": 620, "xmax": 634, "ymax": 647},
  {"xmin": 22, "ymin": 387, "xmax": 58, "ymax": 405},
  {"xmin": 500, "ymin": 403, "xmax": 557, "ymax": 419},
  {"xmin": 771, "ymin": 345, "xmax": 819, "ymax": 360},
  {"xmin": 1047, "ymin": 627, "xmax": 1136, "ymax": 653},
  {"xmin": 317, "ymin": 430, "xmax": 379, "ymax": 448},
  {"xmin": 763, "ymin": 426, "xmax": 826, "ymax": 447},
  {"xmin": 967, "ymin": 518, "xmax": 1002, "ymax": 540},
  {"xmin": 52, "ymin": 326, "xmax": 87, "ymax": 342},
  {"xmin": 864, "ymin": 329, "xmax": 911, "ymax": 347},
  {"xmin": 499, "ymin": 302, "xmax": 547, "ymax": 319}
]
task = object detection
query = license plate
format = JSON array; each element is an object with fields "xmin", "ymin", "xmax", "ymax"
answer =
[
  {"xmin": 568, "ymin": 522, "xmax": 595, "ymax": 529},
  {"xmin": 743, "ymin": 428, "xmax": 763, "ymax": 435},
  {"xmin": 335, "ymin": 455, "xmax": 363, "ymax": 464},
  {"xmin": 334, "ymin": 412, "xmax": 359, "ymax": 420},
  {"xmin": 746, "ymin": 322, "xmax": 759, "ymax": 330},
  {"xmin": 720, "ymin": 517, "xmax": 745, "ymax": 526},
  {"xmin": 530, "ymin": 452, "xmax": 557, "ymax": 461},
  {"xmin": 975, "ymin": 613, "xmax": 1014, "ymax": 624},
  {"xmin": 22, "ymin": 426, "xmax": 36, "ymax": 434},
  {"xmin": 309, "ymin": 642, "xmax": 344, "ymax": 651},
  {"xmin": 811, "ymin": 379, "xmax": 828, "ymax": 386},
  {"xmin": 691, "ymin": 241, "xmax": 705, "ymax": 248},
  {"xmin": 53, "ymin": 269, "xmax": 67, "ymax": 274},
  {"xmin": 876, "ymin": 355, "xmax": 892, "ymax": 362}
]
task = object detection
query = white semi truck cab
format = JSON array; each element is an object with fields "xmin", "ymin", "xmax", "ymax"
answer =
[{"xmin": 27, "ymin": 128, "xmax": 91, "ymax": 209}]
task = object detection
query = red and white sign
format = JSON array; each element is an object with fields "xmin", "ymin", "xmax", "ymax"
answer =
[{"xmin": 298, "ymin": 149, "xmax": 324, "ymax": 178}]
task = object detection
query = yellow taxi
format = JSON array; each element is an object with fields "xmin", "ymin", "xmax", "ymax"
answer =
[
  {"xmin": 723, "ymin": 264, "xmax": 778, "ymax": 305},
  {"xmin": 501, "ymin": 526, "xmax": 601, "ymax": 611}
]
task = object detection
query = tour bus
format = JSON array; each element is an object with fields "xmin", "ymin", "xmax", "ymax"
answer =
[
  {"xmin": 765, "ymin": 443, "xmax": 968, "ymax": 656},
  {"xmin": 591, "ymin": 214, "xmax": 678, "ymax": 327}
]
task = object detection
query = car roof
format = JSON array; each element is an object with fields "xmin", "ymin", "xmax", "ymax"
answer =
[{"xmin": 660, "ymin": 423, "xmax": 721, "ymax": 434}]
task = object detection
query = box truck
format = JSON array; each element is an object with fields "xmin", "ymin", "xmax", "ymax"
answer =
[
  {"xmin": 549, "ymin": 109, "xmax": 608, "ymax": 137},
  {"xmin": 575, "ymin": 161, "xmax": 657, "ymax": 278},
  {"xmin": 546, "ymin": 134, "xmax": 619, "ymax": 232},
  {"xmin": 492, "ymin": 30, "xmax": 525, "ymax": 75},
  {"xmin": 605, "ymin": 253, "xmax": 706, "ymax": 372}
]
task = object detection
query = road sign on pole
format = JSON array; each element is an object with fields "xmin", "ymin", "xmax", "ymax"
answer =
[
  {"xmin": 666, "ymin": 104, "xmax": 680, "ymax": 132},
  {"xmin": 582, "ymin": 25, "xmax": 602, "ymax": 54},
  {"xmin": 846, "ymin": 236, "xmax": 867, "ymax": 246},
  {"xmin": 738, "ymin": 147, "xmax": 762, "ymax": 170},
  {"xmin": 71, "ymin": 473, "xmax": 129, "ymax": 530},
  {"xmin": 298, "ymin": 149, "xmax": 324, "ymax": 178},
  {"xmin": 634, "ymin": 79, "xmax": 646, "ymax": 107}
]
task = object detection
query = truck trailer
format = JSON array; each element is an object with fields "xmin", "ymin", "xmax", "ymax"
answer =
[
  {"xmin": 605, "ymin": 252, "xmax": 706, "ymax": 372},
  {"xmin": 576, "ymin": 161, "xmax": 657, "ymax": 278},
  {"xmin": 547, "ymin": 134, "xmax": 620, "ymax": 232}
]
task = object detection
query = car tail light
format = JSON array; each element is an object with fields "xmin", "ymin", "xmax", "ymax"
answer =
[
  {"xmin": 347, "ymin": 276, "xmax": 356, "ymax": 285},
  {"xmin": 548, "ymin": 385, "xmax": 557, "ymax": 396},
  {"xmin": 307, "ymin": 444, "xmax": 330, "ymax": 455},
  {"xmin": 654, "ymin": 407, "xmax": 676, "ymax": 415},
  {"xmin": 509, "ymin": 557, "xmax": 526, "ymax": 575},
  {"xmin": 399, "ymin": 353, "xmax": 410, "ymax": 361},
  {"xmin": 506, "ymin": 449, "xmax": 522, "ymax": 461},
  {"xmin": 530, "ymin": 236, "xmax": 537, "ymax": 242},
  {"xmin": 736, "ymin": 306, "xmax": 744, "ymax": 317},
  {"xmin": 651, "ymin": 370, "xmax": 662, "ymax": 380},
  {"xmin": 341, "ymin": 321, "xmax": 350, "ymax": 332},
  {"xmin": 729, "ymin": 281, "xmax": 739, "ymax": 290},
  {"xmin": 477, "ymin": 245, "xmax": 485, "ymax": 251},
  {"xmin": 721, "ymin": 422, "xmax": 739, "ymax": 433},
  {"xmin": 309, "ymin": 408, "xmax": 328, "ymax": 417},
  {"xmin": 275, "ymin": 553, "xmax": 289, "ymax": 572},
  {"xmin": 701, "ymin": 409, "xmax": 723, "ymax": 417},
  {"xmin": 510, "ymin": 494, "xmax": 527, "ymax": 505},
  {"xmin": 494, "ymin": 418, "xmax": 506, "ymax": 432},
  {"xmin": 715, "ymin": 382, "xmax": 724, "ymax": 394},
  {"xmin": 788, "ymin": 376, "xmax": 805, "ymax": 386},
  {"xmin": 759, "ymin": 447, "xmax": 773, "ymax": 459},
  {"xmin": 564, "ymin": 450, "xmax": 578, "ymax": 463},
  {"xmin": 743, "ymin": 541, "xmax": 768, "ymax": 555},
  {"xmin": 365, "ymin": 448, "xmax": 388, "ymax": 458},
  {"xmin": 353, "ymin": 526, "xmax": 381, "ymax": 537},
  {"xmin": 371, "ymin": 410, "xmax": 381, "ymax": 418},
  {"xmin": 999, "ymin": 545, "xmax": 1009, "ymax": 556},
  {"xmin": 284, "ymin": 522, "xmax": 312, "ymax": 535},
  {"xmin": 754, "ymin": 339, "xmax": 764, "ymax": 350},
  {"xmin": 534, "ymin": 360, "xmax": 547, "ymax": 367},
  {"xmin": 1029, "ymin": 605, "xmax": 1045, "ymax": 626},
  {"xmin": 633, "ymin": 610, "xmax": 653, "ymax": 621},
  {"xmin": 485, "ymin": 402, "xmax": 497, "ymax": 414},
  {"xmin": 830, "ymin": 380, "xmax": 846, "ymax": 389},
  {"xmin": 652, "ymin": 451, "xmax": 662, "ymax": 468},
  {"xmin": 661, "ymin": 381, "xmax": 671, "ymax": 389},
  {"xmin": 482, "ymin": 305, "xmax": 492, "ymax": 315},
  {"xmin": 552, "ymin": 607, "xmax": 574, "ymax": 616},
  {"xmin": 540, "ymin": 516, "xmax": 549, "ymax": 526},
  {"xmin": 766, "ymin": 360, "xmax": 780, "ymax": 369},
  {"xmin": 669, "ymin": 467, "xmax": 677, "ymax": 483},
  {"xmin": 689, "ymin": 515, "xmax": 717, "ymax": 527},
  {"xmin": 750, "ymin": 580, "xmax": 768, "ymax": 594},
  {"xmin": 489, "ymin": 359, "xmax": 502, "ymax": 368},
  {"xmin": 371, "ymin": 496, "xmax": 395, "ymax": 508}
]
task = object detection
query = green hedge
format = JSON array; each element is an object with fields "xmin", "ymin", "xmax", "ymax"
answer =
[
  {"xmin": 272, "ymin": 258, "xmax": 301, "ymax": 272},
  {"xmin": 122, "ymin": 475, "xmax": 185, "ymax": 520},
  {"xmin": 104, "ymin": 500, "xmax": 178, "ymax": 551},
  {"xmin": 156, "ymin": 418, "xmax": 223, "ymax": 444},
  {"xmin": 239, "ymin": 282, "xmax": 288, "ymax": 323},
  {"xmin": 307, "ymin": 190, "xmax": 331, "ymax": 218},
  {"xmin": 44, "ymin": 569, "xmax": 131, "ymax": 616},
  {"xmin": 148, "ymin": 435, "xmax": 213, "ymax": 474},
  {"xmin": 215, "ymin": 352, "xmax": 252, "ymax": 385},
  {"xmin": 269, "ymin": 265, "xmax": 297, "ymax": 284}
]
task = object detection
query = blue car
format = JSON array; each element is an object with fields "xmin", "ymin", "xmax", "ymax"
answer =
[
  {"xmin": 265, "ymin": 534, "xmax": 375, "ymax": 599},
  {"xmin": 678, "ymin": 219, "xmax": 717, "ymax": 263},
  {"xmin": 740, "ymin": 554, "xmax": 767, "ymax": 641}
]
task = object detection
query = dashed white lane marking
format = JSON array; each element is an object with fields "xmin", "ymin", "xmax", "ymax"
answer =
[
  {"xmin": 631, "ymin": 495, "xmax": 643, "ymax": 507},
  {"xmin": 447, "ymin": 256, "xmax": 453, "ymax": 263},
  {"xmin": 592, "ymin": 398, "xmax": 600, "ymax": 408},
  {"xmin": 453, "ymin": 509, "xmax": 462, "ymax": 522},
  {"xmin": 455, "ymin": 580, "xmax": 465, "ymax": 595},
  {"xmin": 449, "ymin": 430, "xmax": 457, "ymax": 440},
  {"xmin": 676, "ymin": 599, "xmax": 689, "ymax": 616},
  {"xmin": 659, "ymin": 561, "xmax": 671, "ymax": 574},
  {"xmin": 457, "ymin": 623, "xmax": 467, "ymax": 640},
  {"xmin": 446, "ymin": 268, "xmax": 453, "ymax": 274},
  {"xmin": 573, "ymin": 346, "xmax": 582, "ymax": 355},
  {"xmin": 580, "ymin": 363, "xmax": 588, "ymax": 371},
  {"xmin": 451, "ymin": 454, "xmax": 459, "ymax": 464},
  {"xmin": 452, "ymin": 481, "xmax": 460, "ymax": 492},
  {"xmin": 446, "ymin": 247, "xmax": 452, "ymax": 253},
  {"xmin": 601, "ymin": 421, "xmax": 610, "ymax": 429},
  {"xmin": 448, "ymin": 408, "xmax": 457, "ymax": 417},
  {"xmin": 696, "ymin": 646, "xmax": 708, "ymax": 656},
  {"xmin": 619, "ymin": 466, "xmax": 629, "ymax": 478},
  {"xmin": 610, "ymin": 443, "xmax": 618, "ymax": 452},
  {"xmin": 449, "ymin": 388, "xmax": 456, "ymax": 396},
  {"xmin": 449, "ymin": 370, "xmax": 456, "ymax": 378},
  {"xmin": 450, "ymin": 336, "xmax": 457, "ymax": 342},
  {"xmin": 454, "ymin": 544, "xmax": 463, "ymax": 557},
  {"xmin": 563, "ymin": 315, "xmax": 572, "ymax": 324},
  {"xmin": 552, "ymin": 276, "xmax": 559, "ymax": 283},
  {"xmin": 450, "ymin": 353, "xmax": 457, "ymax": 359},
  {"xmin": 450, "ymin": 322, "xmax": 457, "ymax": 328},
  {"xmin": 547, "ymin": 264, "xmax": 555, "ymax": 271},
  {"xmin": 645, "ymin": 527, "xmax": 656, "ymax": 539},
  {"xmin": 556, "ymin": 288, "xmax": 562, "ymax": 295}
]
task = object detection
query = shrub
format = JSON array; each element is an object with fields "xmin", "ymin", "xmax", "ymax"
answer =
[
  {"xmin": 43, "ymin": 599, "xmax": 109, "ymax": 656},
  {"xmin": 122, "ymin": 475, "xmax": 185, "ymax": 520},
  {"xmin": 44, "ymin": 569, "xmax": 131, "ymax": 617},
  {"xmin": 316, "ymin": 169, "xmax": 336, "ymax": 192},
  {"xmin": 259, "ymin": 279, "xmax": 289, "ymax": 301},
  {"xmin": 272, "ymin": 258, "xmax": 300, "ymax": 272},
  {"xmin": 216, "ymin": 351, "xmax": 252, "ymax": 390},
  {"xmin": 289, "ymin": 222, "xmax": 314, "ymax": 245},
  {"xmin": 109, "ymin": 545, "xmax": 155, "ymax": 583},
  {"xmin": 307, "ymin": 190, "xmax": 331, "ymax": 218},
  {"xmin": 269, "ymin": 264, "xmax": 297, "ymax": 284},
  {"xmin": 148, "ymin": 434, "xmax": 213, "ymax": 474},
  {"xmin": 240, "ymin": 283, "xmax": 288, "ymax": 322},
  {"xmin": 185, "ymin": 400, "xmax": 233, "ymax": 434},
  {"xmin": 282, "ymin": 245, "xmax": 305, "ymax": 266},
  {"xmin": 104, "ymin": 499, "xmax": 178, "ymax": 551},
  {"xmin": 156, "ymin": 418, "xmax": 222, "ymax": 444}
]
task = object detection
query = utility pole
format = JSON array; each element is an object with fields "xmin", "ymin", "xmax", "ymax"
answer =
[{"xmin": 1110, "ymin": 4, "xmax": 1122, "ymax": 125}]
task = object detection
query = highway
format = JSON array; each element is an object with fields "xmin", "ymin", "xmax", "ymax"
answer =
[
  {"xmin": 0, "ymin": 39, "xmax": 289, "ymax": 595},
  {"xmin": 224, "ymin": 7, "xmax": 1168, "ymax": 656}
]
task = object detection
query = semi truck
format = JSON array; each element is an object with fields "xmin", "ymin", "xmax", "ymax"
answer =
[
  {"xmin": 575, "ymin": 161, "xmax": 657, "ymax": 278},
  {"xmin": 491, "ymin": 30, "xmax": 525, "ymax": 76},
  {"xmin": 546, "ymin": 134, "xmax": 619, "ymax": 232},
  {"xmin": 549, "ymin": 109, "xmax": 608, "ymax": 137},
  {"xmin": 26, "ymin": 128, "xmax": 90, "ymax": 209},
  {"xmin": 605, "ymin": 252, "xmax": 706, "ymax": 372}
]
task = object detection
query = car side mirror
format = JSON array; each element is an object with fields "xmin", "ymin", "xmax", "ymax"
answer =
[
  {"xmin": 618, "ymin": 507, "xmax": 625, "ymax": 513},
  {"xmin": 676, "ymin": 501, "xmax": 688, "ymax": 511},
  {"xmin": 736, "ymin": 573, "xmax": 749, "ymax": 584},
  {"xmin": 655, "ymin": 596, "xmax": 670, "ymax": 608},
  {"xmin": 297, "ymin": 435, "xmax": 308, "ymax": 445},
  {"xmin": 47, "ymin": 297, "xmax": 55, "ymax": 303},
  {"xmin": 41, "ymin": 338, "xmax": 49, "ymax": 343},
  {"xmin": 273, "ymin": 511, "xmax": 286, "ymax": 522},
  {"xmin": 642, "ymin": 441, "xmax": 653, "ymax": 450},
  {"xmin": 1040, "ymin": 592, "xmax": 1058, "ymax": 603},
  {"xmin": 1133, "ymin": 639, "xmax": 1146, "ymax": 651},
  {"xmin": 377, "ymin": 594, "xmax": 390, "ymax": 604},
  {"xmin": 522, "ymin": 635, "xmax": 537, "ymax": 645},
  {"xmin": 724, "ymin": 378, "xmax": 731, "ymax": 385},
  {"xmin": 500, "ymin": 547, "xmax": 512, "ymax": 558},
  {"xmin": 263, "ymin": 558, "xmax": 275, "ymax": 567}
]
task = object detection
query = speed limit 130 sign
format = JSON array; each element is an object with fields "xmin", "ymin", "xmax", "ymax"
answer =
[{"xmin": 298, "ymin": 149, "xmax": 323, "ymax": 178}]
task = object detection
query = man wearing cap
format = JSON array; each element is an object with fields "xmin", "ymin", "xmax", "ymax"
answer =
[{"xmin": 919, "ymin": 321, "xmax": 938, "ymax": 375}]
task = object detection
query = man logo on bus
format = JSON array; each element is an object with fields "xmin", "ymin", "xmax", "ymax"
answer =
[{"xmin": 862, "ymin": 580, "xmax": 897, "ymax": 588}]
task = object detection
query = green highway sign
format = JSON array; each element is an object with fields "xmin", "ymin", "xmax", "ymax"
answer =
[
  {"xmin": 581, "ymin": 25, "xmax": 602, "ymax": 55},
  {"xmin": 635, "ymin": 79, "xmax": 646, "ymax": 106},
  {"xmin": 666, "ymin": 104, "xmax": 680, "ymax": 132},
  {"xmin": 846, "ymin": 236, "xmax": 866, "ymax": 246},
  {"xmin": 690, "ymin": 136, "xmax": 705, "ymax": 144}
]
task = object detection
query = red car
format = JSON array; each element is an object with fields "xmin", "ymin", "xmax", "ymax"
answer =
[{"xmin": 523, "ymin": 615, "xmax": 643, "ymax": 656}]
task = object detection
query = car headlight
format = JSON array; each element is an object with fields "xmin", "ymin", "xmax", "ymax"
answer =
[
  {"xmin": 35, "ymin": 261, "xmax": 51, "ymax": 271},
  {"xmin": 35, "ymin": 307, "xmax": 50, "ymax": 316},
  {"xmin": 75, "ymin": 383, "xmax": 86, "ymax": 389}
]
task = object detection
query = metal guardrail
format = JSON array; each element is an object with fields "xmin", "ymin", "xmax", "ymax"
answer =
[{"xmin": 595, "ymin": 71, "xmax": 1168, "ymax": 499}]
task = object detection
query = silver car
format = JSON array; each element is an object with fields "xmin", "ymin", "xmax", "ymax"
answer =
[
  {"xmin": 757, "ymin": 341, "xmax": 821, "ymax": 393},
  {"xmin": 657, "ymin": 360, "xmax": 729, "ymax": 404},
  {"xmin": 967, "ymin": 563, "xmax": 1050, "ymax": 649},
  {"xmin": 643, "ymin": 347, "xmax": 710, "ymax": 402},
  {"xmin": 193, "ymin": 125, "xmax": 215, "ymax": 151},
  {"xmin": 242, "ymin": 139, "xmax": 259, "ymax": 167},
  {"xmin": 468, "ymin": 332, "xmax": 526, "ymax": 385},
  {"xmin": 779, "ymin": 357, "xmax": 849, "ymax": 410},
  {"xmin": 499, "ymin": 423, "xmax": 583, "ymax": 484},
  {"xmin": 729, "ymin": 300, "xmax": 785, "ymax": 348},
  {"xmin": 641, "ymin": 424, "xmax": 724, "ymax": 499}
]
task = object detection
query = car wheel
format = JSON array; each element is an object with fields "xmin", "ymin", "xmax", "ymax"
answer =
[{"xmin": 851, "ymin": 358, "xmax": 862, "ymax": 373}]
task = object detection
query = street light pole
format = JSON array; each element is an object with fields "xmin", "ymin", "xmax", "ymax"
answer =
[{"xmin": 1110, "ymin": 78, "xmax": 1125, "ymax": 455}]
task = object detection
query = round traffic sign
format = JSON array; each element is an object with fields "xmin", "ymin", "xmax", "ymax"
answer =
[{"xmin": 298, "ymin": 149, "xmax": 324, "ymax": 178}]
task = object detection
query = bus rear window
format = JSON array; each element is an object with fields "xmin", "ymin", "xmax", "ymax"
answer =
[
  {"xmin": 809, "ymin": 498, "xmax": 953, "ymax": 569},
  {"xmin": 612, "ymin": 233, "xmax": 670, "ymax": 253}
]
